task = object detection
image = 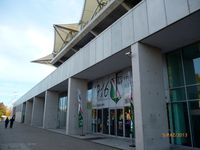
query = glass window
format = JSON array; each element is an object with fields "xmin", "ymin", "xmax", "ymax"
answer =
[
  {"xmin": 167, "ymin": 50, "xmax": 184, "ymax": 88},
  {"xmin": 58, "ymin": 96, "xmax": 67, "ymax": 129},
  {"xmin": 110, "ymin": 109, "xmax": 116, "ymax": 135},
  {"xmin": 124, "ymin": 107, "xmax": 131, "ymax": 137},
  {"xmin": 103, "ymin": 108, "xmax": 109, "ymax": 134},
  {"xmin": 168, "ymin": 102, "xmax": 191, "ymax": 146},
  {"xmin": 117, "ymin": 109, "xmax": 124, "ymax": 136},
  {"xmin": 170, "ymin": 88, "xmax": 186, "ymax": 102},
  {"xmin": 97, "ymin": 109, "xmax": 102, "ymax": 132},
  {"xmin": 189, "ymin": 101, "xmax": 200, "ymax": 148},
  {"xmin": 187, "ymin": 85, "xmax": 200, "ymax": 100},
  {"xmin": 183, "ymin": 43, "xmax": 200, "ymax": 85},
  {"xmin": 92, "ymin": 109, "xmax": 97, "ymax": 132}
]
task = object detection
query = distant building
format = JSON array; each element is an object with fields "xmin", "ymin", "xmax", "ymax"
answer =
[{"xmin": 13, "ymin": 0, "xmax": 200, "ymax": 150}]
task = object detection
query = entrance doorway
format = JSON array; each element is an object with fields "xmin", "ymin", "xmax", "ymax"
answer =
[
  {"xmin": 103, "ymin": 108, "xmax": 109, "ymax": 134},
  {"xmin": 57, "ymin": 96, "xmax": 67, "ymax": 129},
  {"xmin": 97, "ymin": 109, "xmax": 102, "ymax": 132},
  {"xmin": 110, "ymin": 109, "xmax": 116, "ymax": 135}
]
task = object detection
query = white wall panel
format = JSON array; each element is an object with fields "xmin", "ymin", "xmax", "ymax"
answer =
[
  {"xmin": 111, "ymin": 21, "xmax": 122, "ymax": 54},
  {"xmin": 165, "ymin": 0, "xmax": 189, "ymax": 24},
  {"xmin": 96, "ymin": 34, "xmax": 104, "ymax": 63},
  {"xmin": 83, "ymin": 44, "xmax": 90, "ymax": 70},
  {"xmin": 89, "ymin": 40, "xmax": 96, "ymax": 66},
  {"xmin": 103, "ymin": 28, "xmax": 112, "ymax": 58},
  {"xmin": 147, "ymin": 0, "xmax": 167, "ymax": 34},
  {"xmin": 122, "ymin": 12, "xmax": 134, "ymax": 48},
  {"xmin": 134, "ymin": 1, "xmax": 149, "ymax": 41},
  {"xmin": 188, "ymin": 0, "xmax": 200, "ymax": 13}
]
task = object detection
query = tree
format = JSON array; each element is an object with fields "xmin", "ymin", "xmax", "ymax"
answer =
[{"xmin": 0, "ymin": 102, "xmax": 6, "ymax": 117}]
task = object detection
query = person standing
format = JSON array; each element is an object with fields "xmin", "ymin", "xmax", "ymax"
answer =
[
  {"xmin": 9, "ymin": 115, "xmax": 15, "ymax": 128},
  {"xmin": 5, "ymin": 117, "xmax": 9, "ymax": 128}
]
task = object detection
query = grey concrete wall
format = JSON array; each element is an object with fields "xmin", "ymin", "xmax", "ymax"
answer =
[
  {"xmin": 15, "ymin": 104, "xmax": 23, "ymax": 123},
  {"xmin": 66, "ymin": 78, "xmax": 88, "ymax": 135},
  {"xmin": 131, "ymin": 42, "xmax": 169, "ymax": 150},
  {"xmin": 24, "ymin": 101, "xmax": 33, "ymax": 125},
  {"xmin": 14, "ymin": 0, "xmax": 200, "ymax": 108},
  {"xmin": 43, "ymin": 91, "xmax": 59, "ymax": 129},
  {"xmin": 31, "ymin": 97, "xmax": 45, "ymax": 127}
]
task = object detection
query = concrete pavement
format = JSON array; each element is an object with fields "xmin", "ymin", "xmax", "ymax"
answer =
[{"xmin": 0, "ymin": 122, "xmax": 119, "ymax": 150}]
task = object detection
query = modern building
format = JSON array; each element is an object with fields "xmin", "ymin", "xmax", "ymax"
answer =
[{"xmin": 13, "ymin": 0, "xmax": 200, "ymax": 150}]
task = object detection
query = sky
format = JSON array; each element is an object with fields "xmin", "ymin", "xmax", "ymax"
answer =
[{"xmin": 0, "ymin": 0, "xmax": 83, "ymax": 107}]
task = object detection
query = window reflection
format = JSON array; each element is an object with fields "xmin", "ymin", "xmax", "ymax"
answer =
[
  {"xmin": 189, "ymin": 101, "xmax": 200, "ymax": 147},
  {"xmin": 167, "ymin": 51, "xmax": 184, "ymax": 88},
  {"xmin": 183, "ymin": 43, "xmax": 200, "ymax": 85}
]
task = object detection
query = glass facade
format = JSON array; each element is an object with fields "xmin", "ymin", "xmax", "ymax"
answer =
[
  {"xmin": 90, "ymin": 68, "xmax": 134, "ymax": 138},
  {"xmin": 57, "ymin": 95, "xmax": 67, "ymax": 129},
  {"xmin": 166, "ymin": 42, "xmax": 200, "ymax": 148}
]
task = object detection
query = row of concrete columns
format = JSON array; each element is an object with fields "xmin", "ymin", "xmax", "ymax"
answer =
[
  {"xmin": 18, "ymin": 43, "xmax": 170, "ymax": 150},
  {"xmin": 22, "ymin": 78, "xmax": 88, "ymax": 136}
]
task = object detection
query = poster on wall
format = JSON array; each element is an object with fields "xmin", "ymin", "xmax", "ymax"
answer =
[{"xmin": 92, "ymin": 68, "xmax": 133, "ymax": 108}]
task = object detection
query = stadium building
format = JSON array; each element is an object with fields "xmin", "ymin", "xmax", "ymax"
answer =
[{"xmin": 13, "ymin": 0, "xmax": 200, "ymax": 149}]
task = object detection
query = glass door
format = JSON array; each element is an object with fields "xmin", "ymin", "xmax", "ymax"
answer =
[
  {"xmin": 117, "ymin": 109, "xmax": 124, "ymax": 136},
  {"xmin": 58, "ymin": 96, "xmax": 67, "ymax": 129},
  {"xmin": 97, "ymin": 109, "xmax": 102, "ymax": 132},
  {"xmin": 124, "ymin": 106, "xmax": 131, "ymax": 137},
  {"xmin": 110, "ymin": 109, "xmax": 116, "ymax": 135},
  {"xmin": 103, "ymin": 108, "xmax": 109, "ymax": 134},
  {"xmin": 92, "ymin": 109, "xmax": 97, "ymax": 132}
]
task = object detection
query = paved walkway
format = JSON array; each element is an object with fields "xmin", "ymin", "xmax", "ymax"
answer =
[{"xmin": 0, "ymin": 122, "xmax": 120, "ymax": 150}]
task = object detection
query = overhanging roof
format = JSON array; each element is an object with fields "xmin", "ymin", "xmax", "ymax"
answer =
[
  {"xmin": 51, "ymin": 0, "xmax": 126, "ymax": 65},
  {"xmin": 53, "ymin": 24, "xmax": 80, "ymax": 55}
]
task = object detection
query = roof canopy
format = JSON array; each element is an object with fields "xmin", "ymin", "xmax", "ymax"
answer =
[
  {"xmin": 53, "ymin": 24, "xmax": 80, "ymax": 55},
  {"xmin": 80, "ymin": 0, "xmax": 109, "ymax": 29},
  {"xmin": 32, "ymin": 0, "xmax": 109, "ymax": 65}
]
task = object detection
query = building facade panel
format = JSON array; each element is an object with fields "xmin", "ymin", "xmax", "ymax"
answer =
[
  {"xmin": 96, "ymin": 34, "xmax": 104, "ymax": 63},
  {"xmin": 89, "ymin": 40, "xmax": 96, "ymax": 66},
  {"xmin": 121, "ymin": 11, "xmax": 134, "ymax": 48},
  {"xmin": 133, "ymin": 1, "xmax": 149, "ymax": 41},
  {"xmin": 103, "ymin": 27, "xmax": 112, "ymax": 58},
  {"xmin": 164, "ymin": 0, "xmax": 189, "ymax": 24},
  {"xmin": 188, "ymin": 0, "xmax": 200, "ymax": 13},
  {"xmin": 146, "ymin": 0, "xmax": 167, "ymax": 34},
  {"xmin": 111, "ymin": 20, "xmax": 122, "ymax": 54}
]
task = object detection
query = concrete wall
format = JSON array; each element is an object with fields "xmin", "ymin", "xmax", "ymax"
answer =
[
  {"xmin": 66, "ymin": 78, "xmax": 88, "ymax": 135},
  {"xmin": 15, "ymin": 104, "xmax": 23, "ymax": 122},
  {"xmin": 31, "ymin": 97, "xmax": 45, "ymax": 127},
  {"xmin": 13, "ymin": 0, "xmax": 200, "ymax": 107},
  {"xmin": 24, "ymin": 101, "xmax": 33, "ymax": 124},
  {"xmin": 131, "ymin": 42, "xmax": 169, "ymax": 150},
  {"xmin": 43, "ymin": 91, "xmax": 59, "ymax": 129}
]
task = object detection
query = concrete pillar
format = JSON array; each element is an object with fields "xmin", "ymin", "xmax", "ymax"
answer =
[
  {"xmin": 31, "ymin": 97, "xmax": 45, "ymax": 127},
  {"xmin": 24, "ymin": 100, "xmax": 33, "ymax": 124},
  {"xmin": 43, "ymin": 90, "xmax": 59, "ymax": 129},
  {"xmin": 66, "ymin": 78, "xmax": 87, "ymax": 135},
  {"xmin": 131, "ymin": 43, "xmax": 169, "ymax": 150}
]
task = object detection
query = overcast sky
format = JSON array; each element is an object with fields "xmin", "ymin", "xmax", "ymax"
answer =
[{"xmin": 0, "ymin": 0, "xmax": 83, "ymax": 107}]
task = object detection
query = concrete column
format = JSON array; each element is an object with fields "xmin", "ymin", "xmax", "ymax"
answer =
[
  {"xmin": 66, "ymin": 78, "xmax": 87, "ymax": 135},
  {"xmin": 131, "ymin": 43, "xmax": 169, "ymax": 150},
  {"xmin": 43, "ymin": 90, "xmax": 59, "ymax": 129},
  {"xmin": 24, "ymin": 100, "xmax": 33, "ymax": 124},
  {"xmin": 31, "ymin": 97, "xmax": 45, "ymax": 127}
]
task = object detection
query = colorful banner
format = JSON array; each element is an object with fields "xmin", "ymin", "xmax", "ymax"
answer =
[{"xmin": 92, "ymin": 68, "xmax": 133, "ymax": 107}]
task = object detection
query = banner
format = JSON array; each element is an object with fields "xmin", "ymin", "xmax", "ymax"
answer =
[{"xmin": 77, "ymin": 89, "xmax": 83, "ymax": 128}]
